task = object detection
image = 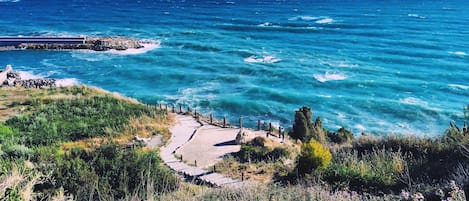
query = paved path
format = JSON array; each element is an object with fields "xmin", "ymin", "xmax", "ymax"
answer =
[{"xmin": 159, "ymin": 115, "xmax": 245, "ymax": 188}]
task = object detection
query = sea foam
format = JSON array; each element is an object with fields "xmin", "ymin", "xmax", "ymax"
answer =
[
  {"xmin": 315, "ymin": 18, "xmax": 334, "ymax": 24},
  {"xmin": 449, "ymin": 51, "xmax": 467, "ymax": 56},
  {"xmin": 288, "ymin": 15, "xmax": 319, "ymax": 21},
  {"xmin": 448, "ymin": 84, "xmax": 469, "ymax": 90},
  {"xmin": 18, "ymin": 71, "xmax": 79, "ymax": 86},
  {"xmin": 244, "ymin": 55, "xmax": 281, "ymax": 63},
  {"xmin": 108, "ymin": 41, "xmax": 161, "ymax": 55},
  {"xmin": 408, "ymin": 14, "xmax": 426, "ymax": 19},
  {"xmin": 399, "ymin": 97, "xmax": 428, "ymax": 106},
  {"xmin": 313, "ymin": 72, "xmax": 347, "ymax": 83}
]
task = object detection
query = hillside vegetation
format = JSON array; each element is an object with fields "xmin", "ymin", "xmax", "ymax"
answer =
[{"xmin": 0, "ymin": 86, "xmax": 177, "ymax": 200}]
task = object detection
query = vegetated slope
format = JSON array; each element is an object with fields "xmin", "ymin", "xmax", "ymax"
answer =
[{"xmin": 0, "ymin": 86, "xmax": 178, "ymax": 200}]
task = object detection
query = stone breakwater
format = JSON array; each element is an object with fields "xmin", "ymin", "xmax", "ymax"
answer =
[
  {"xmin": 0, "ymin": 37, "xmax": 144, "ymax": 51},
  {"xmin": 0, "ymin": 65, "xmax": 56, "ymax": 88}
]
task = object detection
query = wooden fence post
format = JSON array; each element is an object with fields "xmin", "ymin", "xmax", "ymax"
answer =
[{"xmin": 239, "ymin": 116, "xmax": 242, "ymax": 129}]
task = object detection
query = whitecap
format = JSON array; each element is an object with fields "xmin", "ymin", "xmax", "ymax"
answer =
[
  {"xmin": 56, "ymin": 78, "xmax": 80, "ymax": 87},
  {"xmin": 315, "ymin": 18, "xmax": 334, "ymax": 24},
  {"xmin": 70, "ymin": 40, "xmax": 161, "ymax": 61},
  {"xmin": 313, "ymin": 72, "xmax": 347, "ymax": 83},
  {"xmin": 320, "ymin": 60, "xmax": 358, "ymax": 68},
  {"xmin": 399, "ymin": 97, "xmax": 428, "ymax": 106},
  {"xmin": 448, "ymin": 84, "xmax": 469, "ymax": 90},
  {"xmin": 317, "ymin": 94, "xmax": 332, "ymax": 98},
  {"xmin": 354, "ymin": 124, "xmax": 366, "ymax": 131},
  {"xmin": 337, "ymin": 113, "xmax": 346, "ymax": 119},
  {"xmin": 17, "ymin": 71, "xmax": 79, "ymax": 86},
  {"xmin": 288, "ymin": 15, "xmax": 319, "ymax": 21},
  {"xmin": 448, "ymin": 51, "xmax": 467, "ymax": 56},
  {"xmin": 17, "ymin": 71, "xmax": 43, "ymax": 80},
  {"xmin": 107, "ymin": 41, "xmax": 161, "ymax": 55},
  {"xmin": 257, "ymin": 22, "xmax": 280, "ymax": 28},
  {"xmin": 408, "ymin": 14, "xmax": 426, "ymax": 19},
  {"xmin": 0, "ymin": 0, "xmax": 20, "ymax": 2},
  {"xmin": 244, "ymin": 55, "xmax": 281, "ymax": 63}
]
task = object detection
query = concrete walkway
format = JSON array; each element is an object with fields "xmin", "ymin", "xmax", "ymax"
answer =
[{"xmin": 160, "ymin": 115, "xmax": 245, "ymax": 188}]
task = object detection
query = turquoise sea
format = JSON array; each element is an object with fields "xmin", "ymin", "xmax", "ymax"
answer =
[{"xmin": 0, "ymin": 0, "xmax": 468, "ymax": 136}]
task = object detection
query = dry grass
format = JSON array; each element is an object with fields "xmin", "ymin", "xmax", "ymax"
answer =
[
  {"xmin": 151, "ymin": 183, "xmax": 394, "ymax": 201},
  {"xmin": 214, "ymin": 137, "xmax": 299, "ymax": 184}
]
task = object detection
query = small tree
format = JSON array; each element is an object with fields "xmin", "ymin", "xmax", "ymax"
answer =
[
  {"xmin": 291, "ymin": 106, "xmax": 313, "ymax": 142},
  {"xmin": 297, "ymin": 139, "xmax": 332, "ymax": 175}
]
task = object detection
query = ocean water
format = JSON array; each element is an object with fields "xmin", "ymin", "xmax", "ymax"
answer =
[{"xmin": 0, "ymin": 0, "xmax": 468, "ymax": 136}]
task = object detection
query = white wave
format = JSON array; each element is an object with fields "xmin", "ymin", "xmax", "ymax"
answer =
[
  {"xmin": 313, "ymin": 72, "xmax": 347, "ymax": 83},
  {"xmin": 408, "ymin": 14, "xmax": 426, "ymax": 19},
  {"xmin": 108, "ymin": 41, "xmax": 161, "ymax": 55},
  {"xmin": 399, "ymin": 97, "xmax": 428, "ymax": 106},
  {"xmin": 244, "ymin": 55, "xmax": 281, "ymax": 63},
  {"xmin": 288, "ymin": 15, "xmax": 319, "ymax": 21},
  {"xmin": 448, "ymin": 84, "xmax": 469, "ymax": 90},
  {"xmin": 17, "ymin": 71, "xmax": 79, "ymax": 86},
  {"xmin": 449, "ymin": 51, "xmax": 467, "ymax": 56},
  {"xmin": 70, "ymin": 51, "xmax": 117, "ymax": 61},
  {"xmin": 317, "ymin": 94, "xmax": 332, "ymax": 98},
  {"xmin": 257, "ymin": 22, "xmax": 280, "ymax": 27},
  {"xmin": 316, "ymin": 18, "xmax": 334, "ymax": 24},
  {"xmin": 0, "ymin": 0, "xmax": 20, "ymax": 2},
  {"xmin": 354, "ymin": 124, "xmax": 366, "ymax": 131},
  {"xmin": 70, "ymin": 40, "xmax": 161, "ymax": 61},
  {"xmin": 18, "ymin": 71, "xmax": 43, "ymax": 80},
  {"xmin": 56, "ymin": 78, "xmax": 79, "ymax": 87},
  {"xmin": 320, "ymin": 60, "xmax": 358, "ymax": 68},
  {"xmin": 337, "ymin": 113, "xmax": 346, "ymax": 119}
]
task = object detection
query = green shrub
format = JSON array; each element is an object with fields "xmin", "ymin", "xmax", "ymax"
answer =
[
  {"xmin": 251, "ymin": 136, "xmax": 266, "ymax": 147},
  {"xmin": 324, "ymin": 148, "xmax": 405, "ymax": 192},
  {"xmin": 297, "ymin": 139, "xmax": 332, "ymax": 175},
  {"xmin": 5, "ymin": 96, "xmax": 164, "ymax": 146},
  {"xmin": 236, "ymin": 144, "xmax": 269, "ymax": 163},
  {"xmin": 37, "ymin": 142, "xmax": 178, "ymax": 200},
  {"xmin": 328, "ymin": 127, "xmax": 354, "ymax": 144},
  {"xmin": 267, "ymin": 147, "xmax": 290, "ymax": 161},
  {"xmin": 291, "ymin": 106, "xmax": 313, "ymax": 142},
  {"xmin": 290, "ymin": 106, "xmax": 327, "ymax": 143}
]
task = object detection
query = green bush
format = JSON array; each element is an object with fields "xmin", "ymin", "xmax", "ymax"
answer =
[
  {"xmin": 236, "ymin": 144, "xmax": 269, "ymax": 163},
  {"xmin": 5, "ymin": 96, "xmax": 164, "ymax": 146},
  {"xmin": 328, "ymin": 127, "xmax": 354, "ymax": 144},
  {"xmin": 35, "ymin": 142, "xmax": 178, "ymax": 200},
  {"xmin": 297, "ymin": 139, "xmax": 332, "ymax": 175},
  {"xmin": 291, "ymin": 106, "xmax": 313, "ymax": 142},
  {"xmin": 290, "ymin": 106, "xmax": 326, "ymax": 143},
  {"xmin": 324, "ymin": 148, "xmax": 405, "ymax": 192}
]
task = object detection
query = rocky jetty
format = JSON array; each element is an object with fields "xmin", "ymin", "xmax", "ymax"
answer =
[
  {"xmin": 1, "ymin": 36, "xmax": 144, "ymax": 51},
  {"xmin": 0, "ymin": 65, "xmax": 56, "ymax": 88}
]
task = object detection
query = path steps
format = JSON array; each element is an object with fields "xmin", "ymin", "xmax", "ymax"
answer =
[{"xmin": 160, "ymin": 115, "xmax": 245, "ymax": 188}]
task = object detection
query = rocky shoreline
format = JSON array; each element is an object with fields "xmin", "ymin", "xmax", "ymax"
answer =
[
  {"xmin": 0, "ymin": 36, "xmax": 144, "ymax": 51},
  {"xmin": 0, "ymin": 65, "xmax": 56, "ymax": 88}
]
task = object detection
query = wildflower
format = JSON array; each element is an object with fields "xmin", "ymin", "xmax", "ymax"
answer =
[
  {"xmin": 400, "ymin": 190, "xmax": 410, "ymax": 200},
  {"xmin": 411, "ymin": 192, "xmax": 424, "ymax": 201}
]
